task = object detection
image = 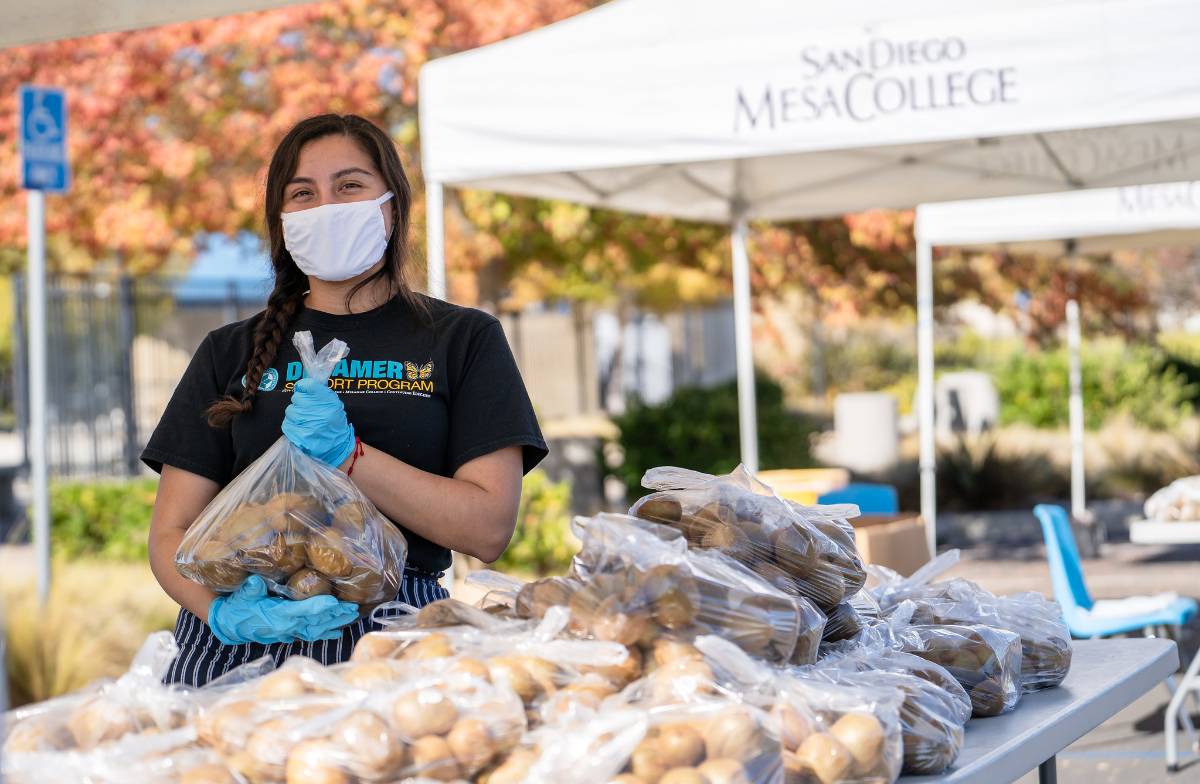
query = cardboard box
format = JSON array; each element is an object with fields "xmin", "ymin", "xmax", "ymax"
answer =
[{"xmin": 850, "ymin": 514, "xmax": 930, "ymax": 577}]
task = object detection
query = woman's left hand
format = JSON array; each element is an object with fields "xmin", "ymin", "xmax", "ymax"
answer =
[{"xmin": 282, "ymin": 378, "xmax": 357, "ymax": 468}]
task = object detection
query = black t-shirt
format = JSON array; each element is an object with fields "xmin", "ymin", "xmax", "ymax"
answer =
[{"xmin": 141, "ymin": 292, "xmax": 548, "ymax": 573}]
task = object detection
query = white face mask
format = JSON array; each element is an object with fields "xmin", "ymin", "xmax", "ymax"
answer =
[{"xmin": 281, "ymin": 191, "xmax": 395, "ymax": 282}]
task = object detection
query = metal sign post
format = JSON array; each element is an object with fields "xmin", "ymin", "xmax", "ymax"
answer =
[{"xmin": 19, "ymin": 85, "xmax": 68, "ymax": 605}]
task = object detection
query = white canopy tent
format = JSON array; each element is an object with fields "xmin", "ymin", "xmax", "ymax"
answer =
[
  {"xmin": 414, "ymin": 0, "xmax": 1200, "ymax": 551},
  {"xmin": 916, "ymin": 181, "xmax": 1200, "ymax": 529}
]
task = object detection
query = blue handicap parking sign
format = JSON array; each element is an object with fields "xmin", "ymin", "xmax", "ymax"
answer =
[{"xmin": 19, "ymin": 85, "xmax": 69, "ymax": 192}]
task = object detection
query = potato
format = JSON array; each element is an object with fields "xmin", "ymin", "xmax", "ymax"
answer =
[
  {"xmin": 630, "ymin": 737, "xmax": 669, "ymax": 783},
  {"xmin": 585, "ymin": 644, "xmax": 643, "ymax": 687},
  {"xmin": 589, "ymin": 595, "xmax": 650, "ymax": 646},
  {"xmin": 652, "ymin": 638, "xmax": 703, "ymax": 667},
  {"xmin": 343, "ymin": 657, "xmax": 403, "ymax": 686},
  {"xmin": 487, "ymin": 657, "xmax": 538, "ymax": 704},
  {"xmin": 240, "ymin": 718, "xmax": 293, "ymax": 782},
  {"xmin": 657, "ymin": 724, "xmax": 706, "ymax": 768},
  {"xmin": 650, "ymin": 658, "xmax": 716, "ymax": 704},
  {"xmin": 403, "ymin": 632, "xmax": 455, "ymax": 661},
  {"xmin": 187, "ymin": 539, "xmax": 249, "ymax": 591},
  {"xmin": 448, "ymin": 656, "xmax": 494, "ymax": 683},
  {"xmin": 256, "ymin": 669, "xmax": 310, "ymax": 700},
  {"xmin": 702, "ymin": 709, "xmax": 761, "ymax": 761},
  {"xmin": 636, "ymin": 496, "xmax": 683, "ymax": 525},
  {"xmin": 331, "ymin": 501, "xmax": 372, "ymax": 535},
  {"xmin": 768, "ymin": 527, "xmax": 819, "ymax": 574},
  {"xmin": 483, "ymin": 748, "xmax": 538, "ymax": 784},
  {"xmin": 660, "ymin": 769, "xmax": 707, "ymax": 784},
  {"xmin": 774, "ymin": 703, "xmax": 814, "ymax": 752},
  {"xmin": 180, "ymin": 763, "xmax": 239, "ymax": 784},
  {"xmin": 410, "ymin": 735, "xmax": 462, "ymax": 781},
  {"xmin": 795, "ymin": 733, "xmax": 852, "ymax": 784},
  {"xmin": 65, "ymin": 698, "xmax": 135, "ymax": 749},
  {"xmin": 196, "ymin": 700, "xmax": 257, "ymax": 753},
  {"xmin": 286, "ymin": 739, "xmax": 350, "ymax": 784},
  {"xmin": 4, "ymin": 715, "xmax": 74, "ymax": 753},
  {"xmin": 391, "ymin": 688, "xmax": 459, "ymax": 738},
  {"xmin": 306, "ymin": 533, "xmax": 354, "ymax": 578},
  {"xmin": 698, "ymin": 758, "xmax": 750, "ymax": 784},
  {"xmin": 351, "ymin": 632, "xmax": 401, "ymax": 661},
  {"xmin": 638, "ymin": 565, "xmax": 699, "ymax": 630},
  {"xmin": 830, "ymin": 712, "xmax": 885, "ymax": 774},
  {"xmin": 334, "ymin": 566, "xmax": 387, "ymax": 604},
  {"xmin": 447, "ymin": 717, "xmax": 498, "ymax": 775},
  {"xmin": 515, "ymin": 578, "xmax": 577, "ymax": 619},
  {"xmin": 287, "ymin": 567, "xmax": 333, "ymax": 599},
  {"xmin": 332, "ymin": 709, "xmax": 405, "ymax": 778}
]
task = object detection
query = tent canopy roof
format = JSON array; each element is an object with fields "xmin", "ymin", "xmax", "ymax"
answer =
[
  {"xmin": 420, "ymin": 0, "xmax": 1200, "ymax": 223},
  {"xmin": 917, "ymin": 180, "xmax": 1200, "ymax": 254}
]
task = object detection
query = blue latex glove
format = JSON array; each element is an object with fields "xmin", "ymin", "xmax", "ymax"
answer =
[
  {"xmin": 282, "ymin": 377, "xmax": 356, "ymax": 467},
  {"xmin": 208, "ymin": 576, "xmax": 359, "ymax": 646}
]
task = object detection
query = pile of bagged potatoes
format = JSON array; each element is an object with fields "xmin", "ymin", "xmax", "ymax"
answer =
[{"xmin": 2, "ymin": 466, "xmax": 1073, "ymax": 784}]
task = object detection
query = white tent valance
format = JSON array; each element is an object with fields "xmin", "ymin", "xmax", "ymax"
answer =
[{"xmin": 918, "ymin": 181, "xmax": 1200, "ymax": 254}]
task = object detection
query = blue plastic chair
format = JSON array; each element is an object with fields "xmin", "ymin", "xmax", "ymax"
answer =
[
  {"xmin": 1033, "ymin": 504, "xmax": 1197, "ymax": 637},
  {"xmin": 818, "ymin": 483, "xmax": 899, "ymax": 515}
]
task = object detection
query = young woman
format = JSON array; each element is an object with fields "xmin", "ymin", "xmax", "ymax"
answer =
[{"xmin": 142, "ymin": 113, "xmax": 547, "ymax": 686}]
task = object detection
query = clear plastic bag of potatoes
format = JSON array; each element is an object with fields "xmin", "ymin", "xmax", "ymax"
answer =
[
  {"xmin": 555, "ymin": 513, "xmax": 826, "ymax": 665},
  {"xmin": 630, "ymin": 465, "xmax": 867, "ymax": 611},
  {"xmin": 882, "ymin": 603, "xmax": 1024, "ymax": 718},
  {"xmin": 685, "ymin": 635, "xmax": 904, "ymax": 784},
  {"xmin": 811, "ymin": 647, "xmax": 969, "ymax": 776},
  {"xmin": 1145, "ymin": 474, "xmax": 1200, "ymax": 522},
  {"xmin": 3, "ymin": 632, "xmax": 193, "ymax": 759},
  {"xmin": 199, "ymin": 660, "xmax": 528, "ymax": 784},
  {"xmin": 175, "ymin": 331, "xmax": 407, "ymax": 611},
  {"xmin": 501, "ymin": 698, "xmax": 785, "ymax": 784},
  {"xmin": 870, "ymin": 551, "xmax": 1072, "ymax": 692}
]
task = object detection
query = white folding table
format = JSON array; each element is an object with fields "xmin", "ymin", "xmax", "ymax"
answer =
[
  {"xmin": 900, "ymin": 638, "xmax": 1178, "ymax": 784},
  {"xmin": 1128, "ymin": 519, "xmax": 1200, "ymax": 770}
]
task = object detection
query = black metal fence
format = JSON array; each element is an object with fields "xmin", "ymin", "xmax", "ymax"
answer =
[{"xmin": 11, "ymin": 276, "xmax": 265, "ymax": 479}]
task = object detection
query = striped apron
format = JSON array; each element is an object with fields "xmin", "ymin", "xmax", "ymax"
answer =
[{"xmin": 163, "ymin": 568, "xmax": 449, "ymax": 687}]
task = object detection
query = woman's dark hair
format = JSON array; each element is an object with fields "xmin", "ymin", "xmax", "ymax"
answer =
[{"xmin": 207, "ymin": 113, "xmax": 422, "ymax": 427}]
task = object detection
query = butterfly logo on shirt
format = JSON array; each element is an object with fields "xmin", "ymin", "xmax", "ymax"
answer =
[{"xmin": 405, "ymin": 361, "xmax": 434, "ymax": 381}]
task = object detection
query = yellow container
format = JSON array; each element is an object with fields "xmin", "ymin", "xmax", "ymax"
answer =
[{"xmin": 756, "ymin": 468, "xmax": 850, "ymax": 504}]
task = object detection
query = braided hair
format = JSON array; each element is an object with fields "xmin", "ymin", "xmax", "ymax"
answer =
[{"xmin": 206, "ymin": 114, "xmax": 419, "ymax": 427}]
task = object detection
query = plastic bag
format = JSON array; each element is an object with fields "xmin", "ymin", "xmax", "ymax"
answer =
[
  {"xmin": 871, "ymin": 551, "xmax": 1072, "ymax": 691},
  {"xmin": 812, "ymin": 645, "xmax": 969, "ymax": 775},
  {"xmin": 1145, "ymin": 475, "xmax": 1200, "ymax": 522},
  {"xmin": 630, "ymin": 465, "xmax": 867, "ymax": 611},
  {"xmin": 499, "ymin": 698, "xmax": 784, "ymax": 784},
  {"xmin": 883, "ymin": 603, "xmax": 1023, "ymax": 718},
  {"xmin": 175, "ymin": 331, "xmax": 407, "ymax": 611},
  {"xmin": 685, "ymin": 635, "xmax": 903, "ymax": 784},
  {"xmin": 500, "ymin": 513, "xmax": 826, "ymax": 665},
  {"xmin": 2, "ymin": 633, "xmax": 272, "ymax": 782},
  {"xmin": 197, "ymin": 656, "xmax": 527, "ymax": 783},
  {"xmin": 3, "ymin": 633, "xmax": 192, "ymax": 757}
]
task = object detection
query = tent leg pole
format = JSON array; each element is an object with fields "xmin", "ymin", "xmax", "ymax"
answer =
[
  {"xmin": 1066, "ymin": 299, "xmax": 1086, "ymax": 521},
  {"xmin": 917, "ymin": 236, "xmax": 936, "ymax": 559},
  {"xmin": 731, "ymin": 215, "xmax": 759, "ymax": 475},
  {"xmin": 426, "ymin": 180, "xmax": 446, "ymax": 301}
]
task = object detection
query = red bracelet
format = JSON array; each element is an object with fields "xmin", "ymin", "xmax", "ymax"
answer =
[{"xmin": 346, "ymin": 437, "xmax": 365, "ymax": 477}]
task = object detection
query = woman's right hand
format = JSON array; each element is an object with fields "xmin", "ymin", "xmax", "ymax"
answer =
[{"xmin": 207, "ymin": 575, "xmax": 359, "ymax": 646}]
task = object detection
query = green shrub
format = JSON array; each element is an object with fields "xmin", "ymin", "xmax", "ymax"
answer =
[
  {"xmin": 49, "ymin": 478, "xmax": 158, "ymax": 561},
  {"xmin": 993, "ymin": 341, "xmax": 1196, "ymax": 430},
  {"xmin": 613, "ymin": 376, "xmax": 817, "ymax": 501},
  {"xmin": 493, "ymin": 469, "xmax": 576, "ymax": 577}
]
